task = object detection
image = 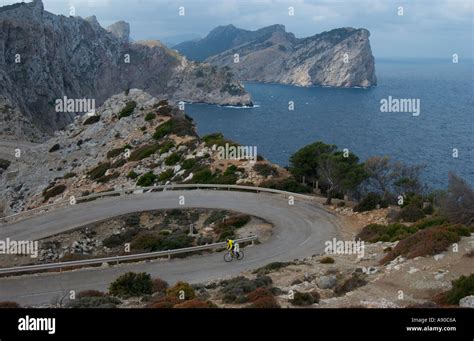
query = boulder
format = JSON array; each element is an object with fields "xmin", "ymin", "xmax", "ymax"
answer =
[{"xmin": 459, "ymin": 296, "xmax": 474, "ymax": 308}]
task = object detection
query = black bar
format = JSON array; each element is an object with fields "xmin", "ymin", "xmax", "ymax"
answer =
[{"xmin": 0, "ymin": 308, "xmax": 472, "ymax": 340}]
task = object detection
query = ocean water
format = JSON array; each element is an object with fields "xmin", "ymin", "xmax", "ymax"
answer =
[{"xmin": 186, "ymin": 59, "xmax": 473, "ymax": 188}]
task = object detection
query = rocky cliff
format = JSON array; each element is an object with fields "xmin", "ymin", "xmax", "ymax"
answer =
[
  {"xmin": 0, "ymin": 1, "xmax": 251, "ymax": 141},
  {"xmin": 176, "ymin": 25, "xmax": 377, "ymax": 89},
  {"xmin": 0, "ymin": 89, "xmax": 286, "ymax": 216}
]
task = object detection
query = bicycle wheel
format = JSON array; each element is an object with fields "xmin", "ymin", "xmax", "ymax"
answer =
[
  {"xmin": 224, "ymin": 252, "xmax": 233, "ymax": 262},
  {"xmin": 236, "ymin": 250, "xmax": 244, "ymax": 260}
]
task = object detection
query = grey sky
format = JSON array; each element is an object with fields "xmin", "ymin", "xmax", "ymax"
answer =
[{"xmin": 4, "ymin": 0, "xmax": 473, "ymax": 59}]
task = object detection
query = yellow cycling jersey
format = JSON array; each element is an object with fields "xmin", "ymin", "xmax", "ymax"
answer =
[{"xmin": 226, "ymin": 240, "xmax": 234, "ymax": 250}]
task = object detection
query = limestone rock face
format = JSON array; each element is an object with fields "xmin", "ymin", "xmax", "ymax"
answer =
[
  {"xmin": 176, "ymin": 25, "xmax": 377, "ymax": 89},
  {"xmin": 459, "ymin": 295, "xmax": 474, "ymax": 308},
  {"xmin": 0, "ymin": 1, "xmax": 251, "ymax": 141},
  {"xmin": 106, "ymin": 21, "xmax": 130, "ymax": 42}
]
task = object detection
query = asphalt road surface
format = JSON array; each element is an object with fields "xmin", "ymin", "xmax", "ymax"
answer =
[{"xmin": 0, "ymin": 190, "xmax": 341, "ymax": 306}]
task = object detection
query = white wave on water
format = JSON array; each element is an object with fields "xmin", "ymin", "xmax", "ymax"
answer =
[
  {"xmin": 219, "ymin": 104, "xmax": 260, "ymax": 109},
  {"xmin": 185, "ymin": 102, "xmax": 260, "ymax": 109}
]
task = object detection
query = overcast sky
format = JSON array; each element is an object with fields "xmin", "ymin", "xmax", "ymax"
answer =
[{"xmin": 4, "ymin": 0, "xmax": 473, "ymax": 59}]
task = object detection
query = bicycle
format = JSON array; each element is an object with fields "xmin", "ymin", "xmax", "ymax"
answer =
[{"xmin": 224, "ymin": 249, "xmax": 244, "ymax": 262}]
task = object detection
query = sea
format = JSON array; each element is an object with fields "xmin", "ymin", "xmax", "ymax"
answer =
[{"xmin": 187, "ymin": 59, "xmax": 473, "ymax": 188}]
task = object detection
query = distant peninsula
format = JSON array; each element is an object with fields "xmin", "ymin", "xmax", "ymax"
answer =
[{"xmin": 175, "ymin": 24, "xmax": 377, "ymax": 88}]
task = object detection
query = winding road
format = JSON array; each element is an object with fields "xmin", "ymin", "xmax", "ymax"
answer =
[{"xmin": 0, "ymin": 190, "xmax": 341, "ymax": 306}]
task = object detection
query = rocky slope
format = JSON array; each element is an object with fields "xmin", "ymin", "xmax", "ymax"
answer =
[
  {"xmin": 174, "ymin": 24, "xmax": 288, "ymax": 61},
  {"xmin": 0, "ymin": 89, "xmax": 287, "ymax": 216},
  {"xmin": 0, "ymin": 1, "xmax": 251, "ymax": 141},
  {"xmin": 175, "ymin": 25, "xmax": 377, "ymax": 88}
]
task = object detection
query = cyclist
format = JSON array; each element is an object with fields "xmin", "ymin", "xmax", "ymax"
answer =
[{"xmin": 226, "ymin": 238, "xmax": 238, "ymax": 258}]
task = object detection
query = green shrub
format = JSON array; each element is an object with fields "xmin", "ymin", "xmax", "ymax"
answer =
[
  {"xmin": 201, "ymin": 132, "xmax": 237, "ymax": 147},
  {"xmin": 422, "ymin": 204, "xmax": 434, "ymax": 215},
  {"xmin": 215, "ymin": 173, "xmax": 238, "ymax": 184},
  {"xmin": 174, "ymin": 299, "xmax": 216, "ymax": 308},
  {"xmin": 188, "ymin": 167, "xmax": 215, "ymax": 184},
  {"xmin": 88, "ymin": 162, "xmax": 110, "ymax": 180},
  {"xmin": 66, "ymin": 296, "xmax": 121, "ymax": 308},
  {"xmin": 260, "ymin": 177, "xmax": 311, "ymax": 193},
  {"xmin": 158, "ymin": 169, "xmax": 174, "ymax": 182},
  {"xmin": 96, "ymin": 172, "xmax": 119, "ymax": 184},
  {"xmin": 220, "ymin": 277, "xmax": 257, "ymax": 298},
  {"xmin": 320, "ymin": 256, "xmax": 335, "ymax": 264},
  {"xmin": 109, "ymin": 272, "xmax": 153, "ymax": 297},
  {"xmin": 0, "ymin": 159, "xmax": 11, "ymax": 170},
  {"xmin": 153, "ymin": 120, "xmax": 173, "ymax": 139},
  {"xmin": 252, "ymin": 262, "xmax": 293, "ymax": 275},
  {"xmin": 355, "ymin": 223, "xmax": 418, "ymax": 243},
  {"xmin": 445, "ymin": 275, "xmax": 474, "ymax": 305},
  {"xmin": 157, "ymin": 99, "xmax": 168, "ymax": 107},
  {"xmin": 136, "ymin": 172, "xmax": 157, "ymax": 187},
  {"xmin": 202, "ymin": 132, "xmax": 224, "ymax": 146},
  {"xmin": 145, "ymin": 112, "xmax": 156, "ymax": 121},
  {"xmin": 217, "ymin": 226, "xmax": 235, "ymax": 241},
  {"xmin": 131, "ymin": 229, "xmax": 193, "ymax": 252},
  {"xmin": 131, "ymin": 233, "xmax": 162, "ymax": 252},
  {"xmin": 118, "ymin": 101, "xmax": 137, "ymax": 119},
  {"xmin": 166, "ymin": 281, "xmax": 195, "ymax": 300},
  {"xmin": 147, "ymin": 296, "xmax": 179, "ymax": 308},
  {"xmin": 291, "ymin": 291, "xmax": 317, "ymax": 306},
  {"xmin": 107, "ymin": 147, "xmax": 125, "ymax": 159},
  {"xmin": 63, "ymin": 172, "xmax": 77, "ymax": 179},
  {"xmin": 253, "ymin": 163, "xmax": 278, "ymax": 177},
  {"xmin": 165, "ymin": 152, "xmax": 180, "ymax": 166},
  {"xmin": 129, "ymin": 144, "xmax": 160, "ymax": 161},
  {"xmin": 158, "ymin": 231, "xmax": 194, "ymax": 250},
  {"xmin": 220, "ymin": 83, "xmax": 245, "ymax": 96},
  {"xmin": 399, "ymin": 204, "xmax": 425, "ymax": 222},
  {"xmin": 124, "ymin": 214, "xmax": 140, "ymax": 227},
  {"xmin": 102, "ymin": 227, "xmax": 140, "ymax": 248},
  {"xmin": 219, "ymin": 275, "xmax": 272, "ymax": 299},
  {"xmin": 334, "ymin": 274, "xmax": 368, "ymax": 296},
  {"xmin": 247, "ymin": 288, "xmax": 274, "ymax": 303},
  {"xmin": 222, "ymin": 293, "xmax": 237, "ymax": 304},
  {"xmin": 380, "ymin": 224, "xmax": 467, "ymax": 263},
  {"xmin": 77, "ymin": 290, "xmax": 105, "ymax": 298},
  {"xmin": 152, "ymin": 278, "xmax": 169, "ymax": 294},
  {"xmin": 225, "ymin": 214, "xmax": 251, "ymax": 228},
  {"xmin": 157, "ymin": 105, "xmax": 172, "ymax": 116},
  {"xmin": 354, "ymin": 192, "xmax": 388, "ymax": 212},
  {"xmin": 127, "ymin": 170, "xmax": 139, "ymax": 179},
  {"xmin": 0, "ymin": 301, "xmax": 20, "ymax": 308},
  {"xmin": 250, "ymin": 296, "xmax": 280, "ymax": 308},
  {"xmin": 401, "ymin": 193, "xmax": 423, "ymax": 208},
  {"xmin": 110, "ymin": 158, "xmax": 126, "ymax": 169},
  {"xmin": 153, "ymin": 117, "xmax": 195, "ymax": 140},
  {"xmin": 224, "ymin": 164, "xmax": 238, "ymax": 175},
  {"xmin": 414, "ymin": 216, "xmax": 448, "ymax": 229},
  {"xmin": 204, "ymin": 210, "xmax": 229, "ymax": 225},
  {"xmin": 83, "ymin": 115, "xmax": 100, "ymax": 125},
  {"xmin": 182, "ymin": 158, "xmax": 197, "ymax": 170},
  {"xmin": 42, "ymin": 184, "xmax": 66, "ymax": 201},
  {"xmin": 159, "ymin": 141, "xmax": 175, "ymax": 154}
]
